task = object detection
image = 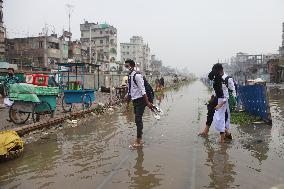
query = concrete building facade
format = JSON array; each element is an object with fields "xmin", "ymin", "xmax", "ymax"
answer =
[
  {"xmin": 230, "ymin": 52, "xmax": 264, "ymax": 84},
  {"xmin": 6, "ymin": 34, "xmax": 68, "ymax": 70},
  {"xmin": 150, "ymin": 55, "xmax": 162, "ymax": 75},
  {"xmin": 277, "ymin": 22, "xmax": 284, "ymax": 82},
  {"xmin": 68, "ymin": 40, "xmax": 89, "ymax": 63},
  {"xmin": 0, "ymin": 0, "xmax": 5, "ymax": 61},
  {"xmin": 80, "ymin": 21, "xmax": 117, "ymax": 72},
  {"xmin": 120, "ymin": 36, "xmax": 150, "ymax": 72}
]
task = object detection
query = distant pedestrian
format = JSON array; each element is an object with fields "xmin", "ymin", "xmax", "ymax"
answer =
[
  {"xmin": 48, "ymin": 73, "xmax": 59, "ymax": 87},
  {"xmin": 3, "ymin": 68, "xmax": 19, "ymax": 107},
  {"xmin": 124, "ymin": 59, "xmax": 153, "ymax": 148},
  {"xmin": 4, "ymin": 68, "xmax": 19, "ymax": 122},
  {"xmin": 155, "ymin": 77, "xmax": 161, "ymax": 92},
  {"xmin": 160, "ymin": 77, "xmax": 165, "ymax": 89}
]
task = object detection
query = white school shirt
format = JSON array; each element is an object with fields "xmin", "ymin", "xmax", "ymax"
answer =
[{"xmin": 127, "ymin": 71, "xmax": 146, "ymax": 100}]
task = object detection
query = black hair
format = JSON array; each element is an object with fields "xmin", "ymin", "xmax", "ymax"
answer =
[
  {"xmin": 7, "ymin": 68, "xmax": 15, "ymax": 72},
  {"xmin": 208, "ymin": 63, "xmax": 223, "ymax": 80},
  {"xmin": 212, "ymin": 63, "xmax": 223, "ymax": 72},
  {"xmin": 125, "ymin": 59, "xmax": 135, "ymax": 67}
]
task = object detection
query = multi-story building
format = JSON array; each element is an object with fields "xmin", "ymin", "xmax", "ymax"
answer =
[
  {"xmin": 230, "ymin": 52, "xmax": 264, "ymax": 84},
  {"xmin": 267, "ymin": 58, "xmax": 280, "ymax": 83},
  {"xmin": 120, "ymin": 36, "xmax": 151, "ymax": 72},
  {"xmin": 143, "ymin": 44, "xmax": 151, "ymax": 72},
  {"xmin": 80, "ymin": 21, "xmax": 117, "ymax": 72},
  {"xmin": 150, "ymin": 55, "xmax": 162, "ymax": 75},
  {"xmin": 68, "ymin": 40, "xmax": 89, "ymax": 63},
  {"xmin": 278, "ymin": 22, "xmax": 284, "ymax": 82},
  {"xmin": 6, "ymin": 34, "xmax": 68, "ymax": 70},
  {"xmin": 0, "ymin": 0, "xmax": 5, "ymax": 61}
]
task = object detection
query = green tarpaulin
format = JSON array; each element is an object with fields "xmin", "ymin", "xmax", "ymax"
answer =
[
  {"xmin": 9, "ymin": 83, "xmax": 35, "ymax": 94},
  {"xmin": 35, "ymin": 86, "xmax": 59, "ymax": 96},
  {"xmin": 9, "ymin": 83, "xmax": 59, "ymax": 95},
  {"xmin": 9, "ymin": 83, "xmax": 59, "ymax": 102},
  {"xmin": 9, "ymin": 93, "xmax": 40, "ymax": 103}
]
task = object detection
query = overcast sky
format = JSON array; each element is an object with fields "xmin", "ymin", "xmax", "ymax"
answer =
[{"xmin": 4, "ymin": 0, "xmax": 284, "ymax": 75}]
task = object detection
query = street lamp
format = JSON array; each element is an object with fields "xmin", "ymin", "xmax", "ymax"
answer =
[{"xmin": 94, "ymin": 64, "xmax": 101, "ymax": 91}]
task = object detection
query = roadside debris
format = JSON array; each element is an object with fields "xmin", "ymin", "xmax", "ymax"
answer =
[{"xmin": 0, "ymin": 131, "xmax": 24, "ymax": 161}]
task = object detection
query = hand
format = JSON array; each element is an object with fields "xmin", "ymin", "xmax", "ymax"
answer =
[
  {"xmin": 124, "ymin": 95, "xmax": 130, "ymax": 102},
  {"xmin": 147, "ymin": 102, "xmax": 153, "ymax": 109},
  {"xmin": 215, "ymin": 104, "xmax": 223, "ymax": 110}
]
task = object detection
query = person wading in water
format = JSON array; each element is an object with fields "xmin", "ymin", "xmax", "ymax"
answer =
[
  {"xmin": 124, "ymin": 59, "xmax": 153, "ymax": 148},
  {"xmin": 200, "ymin": 64, "xmax": 234, "ymax": 142}
]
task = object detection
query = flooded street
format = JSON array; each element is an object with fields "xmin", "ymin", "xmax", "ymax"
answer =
[{"xmin": 0, "ymin": 81, "xmax": 284, "ymax": 189}]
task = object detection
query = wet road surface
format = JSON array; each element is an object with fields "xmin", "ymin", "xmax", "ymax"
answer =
[{"xmin": 0, "ymin": 81, "xmax": 283, "ymax": 189}]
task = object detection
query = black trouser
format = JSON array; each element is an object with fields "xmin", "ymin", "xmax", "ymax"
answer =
[
  {"xmin": 133, "ymin": 97, "xmax": 147, "ymax": 139},
  {"xmin": 206, "ymin": 96, "xmax": 228, "ymax": 127}
]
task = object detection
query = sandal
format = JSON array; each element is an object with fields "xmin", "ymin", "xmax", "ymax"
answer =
[
  {"xmin": 129, "ymin": 142, "xmax": 142, "ymax": 149},
  {"xmin": 225, "ymin": 133, "xmax": 232, "ymax": 140},
  {"xmin": 129, "ymin": 139, "xmax": 143, "ymax": 149}
]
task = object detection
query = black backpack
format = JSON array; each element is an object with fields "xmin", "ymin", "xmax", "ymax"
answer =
[{"xmin": 133, "ymin": 72, "xmax": 155, "ymax": 103}]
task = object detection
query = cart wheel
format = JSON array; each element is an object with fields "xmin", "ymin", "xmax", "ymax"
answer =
[
  {"xmin": 82, "ymin": 94, "xmax": 92, "ymax": 110},
  {"xmin": 32, "ymin": 102, "xmax": 53, "ymax": 123},
  {"xmin": 9, "ymin": 103, "xmax": 30, "ymax": 125},
  {"xmin": 62, "ymin": 95, "xmax": 72, "ymax": 112}
]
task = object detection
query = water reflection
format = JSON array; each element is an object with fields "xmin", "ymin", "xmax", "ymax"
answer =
[
  {"xmin": 204, "ymin": 140, "xmax": 237, "ymax": 189},
  {"xmin": 269, "ymin": 88, "xmax": 284, "ymax": 120},
  {"xmin": 237, "ymin": 124, "xmax": 272, "ymax": 163},
  {"xmin": 0, "ymin": 138, "xmax": 61, "ymax": 188},
  {"xmin": 129, "ymin": 148, "xmax": 162, "ymax": 189},
  {"xmin": 155, "ymin": 92, "xmax": 165, "ymax": 106}
]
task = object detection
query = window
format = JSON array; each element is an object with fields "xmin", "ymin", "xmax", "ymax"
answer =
[
  {"xmin": 100, "ymin": 40, "xmax": 103, "ymax": 44},
  {"xmin": 100, "ymin": 31, "xmax": 103, "ymax": 34},
  {"xmin": 39, "ymin": 41, "xmax": 43, "ymax": 48}
]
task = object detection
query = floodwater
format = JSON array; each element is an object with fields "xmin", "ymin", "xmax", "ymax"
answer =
[{"xmin": 0, "ymin": 81, "xmax": 284, "ymax": 189}]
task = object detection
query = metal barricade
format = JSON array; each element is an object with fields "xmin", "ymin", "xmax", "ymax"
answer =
[{"xmin": 238, "ymin": 84, "xmax": 271, "ymax": 123}]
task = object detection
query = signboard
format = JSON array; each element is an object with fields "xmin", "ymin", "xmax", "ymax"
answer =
[{"xmin": 63, "ymin": 31, "xmax": 72, "ymax": 38}]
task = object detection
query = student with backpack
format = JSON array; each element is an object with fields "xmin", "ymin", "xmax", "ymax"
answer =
[
  {"xmin": 199, "ymin": 64, "xmax": 236, "ymax": 142},
  {"xmin": 124, "ymin": 59, "xmax": 154, "ymax": 148},
  {"xmin": 212, "ymin": 64, "xmax": 236, "ymax": 142}
]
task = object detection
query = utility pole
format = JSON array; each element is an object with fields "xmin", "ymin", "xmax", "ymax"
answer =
[
  {"xmin": 20, "ymin": 50, "xmax": 22, "ymax": 71},
  {"xmin": 66, "ymin": 3, "xmax": 74, "ymax": 33},
  {"xmin": 65, "ymin": 3, "xmax": 74, "ymax": 42},
  {"xmin": 89, "ymin": 26, "xmax": 92, "ymax": 64}
]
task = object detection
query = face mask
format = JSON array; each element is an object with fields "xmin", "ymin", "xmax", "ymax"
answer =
[{"xmin": 125, "ymin": 65, "xmax": 133, "ymax": 73}]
